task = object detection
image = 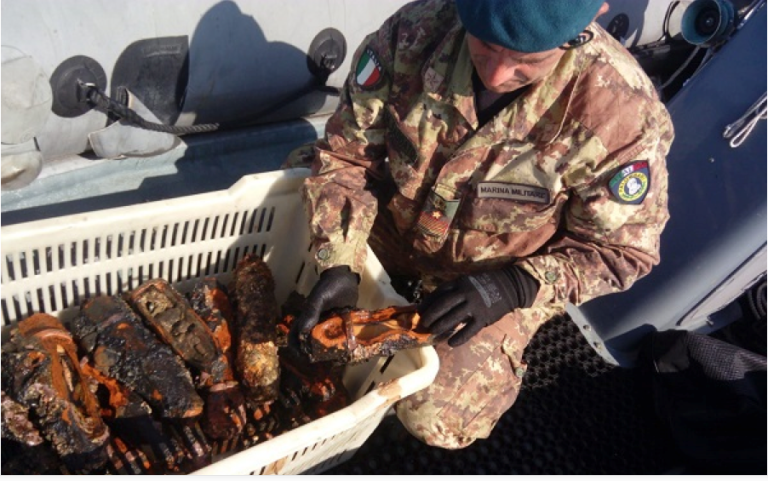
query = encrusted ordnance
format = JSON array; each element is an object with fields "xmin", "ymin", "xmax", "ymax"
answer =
[
  {"xmin": 186, "ymin": 278, "xmax": 247, "ymax": 440},
  {"xmin": 126, "ymin": 278, "xmax": 234, "ymax": 386},
  {"xmin": 0, "ymin": 258, "xmax": 373, "ymax": 474},
  {"xmin": 186, "ymin": 278, "xmax": 236, "ymax": 367},
  {"xmin": 298, "ymin": 305, "xmax": 435, "ymax": 364},
  {"xmin": 229, "ymin": 254, "xmax": 281, "ymax": 407},
  {"xmin": 71, "ymin": 295, "xmax": 204, "ymax": 420},
  {"xmin": 1, "ymin": 313, "xmax": 110, "ymax": 473}
]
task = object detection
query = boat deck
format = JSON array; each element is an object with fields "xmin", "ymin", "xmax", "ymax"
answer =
[{"xmin": 327, "ymin": 315, "xmax": 685, "ymax": 475}]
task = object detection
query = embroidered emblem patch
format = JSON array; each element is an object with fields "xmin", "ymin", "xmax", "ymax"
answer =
[
  {"xmin": 417, "ymin": 191, "xmax": 459, "ymax": 239},
  {"xmin": 609, "ymin": 161, "xmax": 650, "ymax": 204},
  {"xmin": 356, "ymin": 47, "xmax": 383, "ymax": 89},
  {"xmin": 477, "ymin": 182, "xmax": 550, "ymax": 204}
]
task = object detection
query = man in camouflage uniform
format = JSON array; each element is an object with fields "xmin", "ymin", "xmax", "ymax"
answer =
[{"xmin": 286, "ymin": 0, "xmax": 673, "ymax": 449}]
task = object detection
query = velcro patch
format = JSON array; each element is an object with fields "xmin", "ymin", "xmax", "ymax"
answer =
[
  {"xmin": 477, "ymin": 182, "xmax": 550, "ymax": 204},
  {"xmin": 385, "ymin": 110, "xmax": 418, "ymax": 165},
  {"xmin": 609, "ymin": 161, "xmax": 650, "ymax": 204},
  {"xmin": 355, "ymin": 47, "xmax": 383, "ymax": 90}
]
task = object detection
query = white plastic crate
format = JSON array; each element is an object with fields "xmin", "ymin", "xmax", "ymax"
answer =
[{"xmin": 0, "ymin": 168, "xmax": 439, "ymax": 475}]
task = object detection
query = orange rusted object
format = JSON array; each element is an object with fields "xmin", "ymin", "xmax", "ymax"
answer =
[
  {"xmin": 3, "ymin": 313, "xmax": 110, "ymax": 473},
  {"xmin": 295, "ymin": 305, "xmax": 435, "ymax": 364}
]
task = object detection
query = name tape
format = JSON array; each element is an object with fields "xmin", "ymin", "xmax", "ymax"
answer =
[{"xmin": 477, "ymin": 182, "xmax": 550, "ymax": 204}]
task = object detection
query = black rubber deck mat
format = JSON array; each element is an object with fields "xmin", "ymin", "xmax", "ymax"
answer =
[{"xmin": 325, "ymin": 315, "xmax": 684, "ymax": 475}]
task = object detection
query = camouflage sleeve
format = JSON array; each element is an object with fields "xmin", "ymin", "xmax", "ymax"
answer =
[
  {"xmin": 300, "ymin": 14, "xmax": 399, "ymax": 275},
  {"xmin": 518, "ymin": 113, "xmax": 673, "ymax": 309}
]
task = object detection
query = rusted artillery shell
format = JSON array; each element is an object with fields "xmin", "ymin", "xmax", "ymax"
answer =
[
  {"xmin": 229, "ymin": 254, "xmax": 280, "ymax": 407},
  {"xmin": 1, "ymin": 313, "xmax": 110, "ymax": 473},
  {"xmin": 72, "ymin": 295, "xmax": 204, "ymax": 420},
  {"xmin": 126, "ymin": 279, "xmax": 234, "ymax": 386}
]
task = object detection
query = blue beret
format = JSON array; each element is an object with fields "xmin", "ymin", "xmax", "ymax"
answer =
[{"xmin": 456, "ymin": 0, "xmax": 604, "ymax": 53}]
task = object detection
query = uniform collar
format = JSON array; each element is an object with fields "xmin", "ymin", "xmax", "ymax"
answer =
[{"xmin": 423, "ymin": 23, "xmax": 589, "ymax": 143}]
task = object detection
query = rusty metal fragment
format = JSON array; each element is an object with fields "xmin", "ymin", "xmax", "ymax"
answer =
[
  {"xmin": 300, "ymin": 305, "xmax": 435, "ymax": 364},
  {"xmin": 1, "ymin": 313, "xmax": 110, "ymax": 473},
  {"xmin": 229, "ymin": 254, "xmax": 281, "ymax": 408},
  {"xmin": 71, "ymin": 295, "xmax": 204, "ymax": 420},
  {"xmin": 78, "ymin": 360, "xmax": 190, "ymax": 473}
]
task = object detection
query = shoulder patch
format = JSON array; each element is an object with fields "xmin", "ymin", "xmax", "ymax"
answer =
[
  {"xmin": 355, "ymin": 47, "xmax": 384, "ymax": 90},
  {"xmin": 609, "ymin": 161, "xmax": 650, "ymax": 204}
]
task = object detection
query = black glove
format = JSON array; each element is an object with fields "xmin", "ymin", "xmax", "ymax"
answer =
[
  {"xmin": 418, "ymin": 266, "xmax": 539, "ymax": 347},
  {"xmin": 289, "ymin": 265, "xmax": 360, "ymax": 354}
]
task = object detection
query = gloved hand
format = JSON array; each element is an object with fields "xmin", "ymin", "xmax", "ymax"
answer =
[
  {"xmin": 418, "ymin": 266, "xmax": 539, "ymax": 347},
  {"xmin": 289, "ymin": 265, "xmax": 360, "ymax": 354}
]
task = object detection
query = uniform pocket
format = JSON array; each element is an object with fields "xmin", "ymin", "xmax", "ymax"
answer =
[{"xmin": 458, "ymin": 195, "xmax": 560, "ymax": 234}]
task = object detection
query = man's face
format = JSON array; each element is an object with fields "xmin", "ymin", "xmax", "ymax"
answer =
[{"xmin": 466, "ymin": 33, "xmax": 567, "ymax": 93}]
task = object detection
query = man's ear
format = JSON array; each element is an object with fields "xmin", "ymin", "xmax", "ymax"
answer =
[{"xmin": 595, "ymin": 2, "xmax": 610, "ymax": 20}]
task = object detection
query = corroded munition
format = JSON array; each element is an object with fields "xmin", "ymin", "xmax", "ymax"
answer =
[
  {"xmin": 186, "ymin": 278, "xmax": 236, "ymax": 365},
  {"xmin": 1, "ymin": 313, "xmax": 110, "ymax": 473},
  {"xmin": 126, "ymin": 278, "xmax": 234, "ymax": 386},
  {"xmin": 300, "ymin": 305, "xmax": 435, "ymax": 363},
  {"xmin": 229, "ymin": 254, "xmax": 280, "ymax": 407},
  {"xmin": 71, "ymin": 295, "xmax": 204, "ymax": 420},
  {"xmin": 186, "ymin": 278, "xmax": 247, "ymax": 440}
]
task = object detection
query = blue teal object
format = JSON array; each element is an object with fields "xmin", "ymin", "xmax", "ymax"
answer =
[
  {"xmin": 681, "ymin": 0, "xmax": 735, "ymax": 47},
  {"xmin": 455, "ymin": 0, "xmax": 604, "ymax": 53}
]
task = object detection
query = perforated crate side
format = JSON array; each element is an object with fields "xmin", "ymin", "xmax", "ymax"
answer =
[{"xmin": 0, "ymin": 169, "xmax": 313, "ymax": 327}]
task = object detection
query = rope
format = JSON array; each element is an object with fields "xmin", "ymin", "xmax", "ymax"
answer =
[
  {"xmin": 81, "ymin": 81, "xmax": 339, "ymax": 137},
  {"xmin": 723, "ymin": 91, "xmax": 767, "ymax": 148},
  {"xmin": 82, "ymin": 84, "xmax": 221, "ymax": 135}
]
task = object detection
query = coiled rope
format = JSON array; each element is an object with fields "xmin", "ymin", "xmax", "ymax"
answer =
[{"xmin": 723, "ymin": 91, "xmax": 767, "ymax": 148}]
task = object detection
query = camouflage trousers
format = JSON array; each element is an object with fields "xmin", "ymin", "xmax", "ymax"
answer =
[
  {"xmin": 394, "ymin": 305, "xmax": 562, "ymax": 449},
  {"xmin": 366, "ymin": 200, "xmax": 564, "ymax": 449}
]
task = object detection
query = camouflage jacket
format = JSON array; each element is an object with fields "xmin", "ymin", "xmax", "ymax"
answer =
[{"xmin": 301, "ymin": 0, "xmax": 673, "ymax": 309}]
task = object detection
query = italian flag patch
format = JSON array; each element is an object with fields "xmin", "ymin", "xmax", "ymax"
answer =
[{"xmin": 356, "ymin": 47, "xmax": 383, "ymax": 89}]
